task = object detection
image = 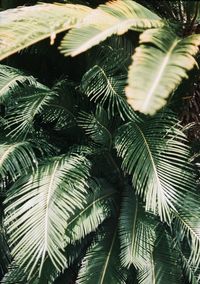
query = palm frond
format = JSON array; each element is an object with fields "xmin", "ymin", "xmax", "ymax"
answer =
[
  {"xmin": 6, "ymin": 85, "xmax": 57, "ymax": 138},
  {"xmin": 77, "ymin": 106, "xmax": 112, "ymax": 148},
  {"xmin": 65, "ymin": 179, "xmax": 116, "ymax": 243},
  {"xmin": 0, "ymin": 3, "xmax": 91, "ymax": 61},
  {"xmin": 126, "ymin": 28, "xmax": 200, "ymax": 115},
  {"xmin": 119, "ymin": 186, "xmax": 156, "ymax": 269},
  {"xmin": 138, "ymin": 231, "xmax": 183, "ymax": 284},
  {"xmin": 60, "ymin": 0, "xmax": 163, "ymax": 57},
  {"xmin": 0, "ymin": 64, "xmax": 36, "ymax": 103},
  {"xmin": 77, "ymin": 225, "xmax": 126, "ymax": 284},
  {"xmin": 0, "ymin": 141, "xmax": 37, "ymax": 185},
  {"xmin": 115, "ymin": 111, "xmax": 195, "ymax": 222},
  {"xmin": 4, "ymin": 152, "xmax": 91, "ymax": 279}
]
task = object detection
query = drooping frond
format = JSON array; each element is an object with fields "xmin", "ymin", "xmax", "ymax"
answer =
[
  {"xmin": 137, "ymin": 231, "xmax": 183, "ymax": 284},
  {"xmin": 0, "ymin": 3, "xmax": 91, "ymax": 61},
  {"xmin": 0, "ymin": 64, "xmax": 36, "ymax": 103},
  {"xmin": 0, "ymin": 141, "xmax": 37, "ymax": 184},
  {"xmin": 6, "ymin": 85, "xmax": 57, "ymax": 138},
  {"xmin": 126, "ymin": 28, "xmax": 200, "ymax": 115},
  {"xmin": 60, "ymin": 0, "xmax": 163, "ymax": 57},
  {"xmin": 81, "ymin": 42, "xmax": 137, "ymax": 120},
  {"xmin": 77, "ymin": 225, "xmax": 126, "ymax": 284},
  {"xmin": 77, "ymin": 106, "xmax": 112, "ymax": 148},
  {"xmin": 65, "ymin": 179, "xmax": 117, "ymax": 243},
  {"xmin": 115, "ymin": 111, "xmax": 195, "ymax": 222},
  {"xmin": 4, "ymin": 152, "xmax": 91, "ymax": 279},
  {"xmin": 119, "ymin": 186, "xmax": 156, "ymax": 269}
]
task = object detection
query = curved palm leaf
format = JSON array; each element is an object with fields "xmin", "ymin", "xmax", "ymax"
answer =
[
  {"xmin": 0, "ymin": 64, "xmax": 36, "ymax": 103},
  {"xmin": 126, "ymin": 28, "xmax": 200, "ymax": 115},
  {"xmin": 77, "ymin": 225, "xmax": 126, "ymax": 284},
  {"xmin": 60, "ymin": 0, "xmax": 163, "ymax": 57},
  {"xmin": 65, "ymin": 179, "xmax": 117, "ymax": 243},
  {"xmin": 0, "ymin": 3, "xmax": 91, "ymax": 61},
  {"xmin": 115, "ymin": 111, "xmax": 195, "ymax": 222},
  {"xmin": 6, "ymin": 85, "xmax": 57, "ymax": 138},
  {"xmin": 4, "ymin": 152, "xmax": 91, "ymax": 279},
  {"xmin": 77, "ymin": 107, "xmax": 112, "ymax": 148},
  {"xmin": 0, "ymin": 141, "xmax": 37, "ymax": 184},
  {"xmin": 119, "ymin": 186, "xmax": 156, "ymax": 269}
]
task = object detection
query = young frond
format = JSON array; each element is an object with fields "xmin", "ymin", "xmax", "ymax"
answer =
[
  {"xmin": 126, "ymin": 28, "xmax": 200, "ymax": 115},
  {"xmin": 119, "ymin": 186, "xmax": 157, "ymax": 269},
  {"xmin": 60, "ymin": 0, "xmax": 163, "ymax": 57},
  {"xmin": 0, "ymin": 3, "xmax": 91, "ymax": 61},
  {"xmin": 4, "ymin": 152, "xmax": 91, "ymax": 279},
  {"xmin": 0, "ymin": 64, "xmax": 36, "ymax": 103},
  {"xmin": 115, "ymin": 111, "xmax": 196, "ymax": 222}
]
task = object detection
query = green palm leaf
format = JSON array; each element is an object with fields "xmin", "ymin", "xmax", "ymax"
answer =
[
  {"xmin": 0, "ymin": 64, "xmax": 36, "ymax": 103},
  {"xmin": 65, "ymin": 179, "xmax": 117, "ymax": 243},
  {"xmin": 4, "ymin": 152, "xmax": 91, "ymax": 279},
  {"xmin": 60, "ymin": 0, "xmax": 163, "ymax": 57},
  {"xmin": 0, "ymin": 141, "xmax": 37, "ymax": 184},
  {"xmin": 0, "ymin": 3, "xmax": 91, "ymax": 61},
  {"xmin": 6, "ymin": 85, "xmax": 57, "ymax": 138},
  {"xmin": 115, "ymin": 111, "xmax": 195, "ymax": 222},
  {"xmin": 77, "ymin": 225, "xmax": 126, "ymax": 284},
  {"xmin": 119, "ymin": 186, "xmax": 156, "ymax": 269},
  {"xmin": 126, "ymin": 28, "xmax": 200, "ymax": 115}
]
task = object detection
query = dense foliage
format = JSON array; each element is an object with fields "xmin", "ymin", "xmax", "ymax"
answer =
[{"xmin": 0, "ymin": 0, "xmax": 200, "ymax": 283}]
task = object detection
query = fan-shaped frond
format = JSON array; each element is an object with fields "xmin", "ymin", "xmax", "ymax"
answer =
[
  {"xmin": 60, "ymin": 0, "xmax": 163, "ymax": 57},
  {"xmin": 0, "ymin": 141, "xmax": 37, "ymax": 185},
  {"xmin": 137, "ymin": 232, "xmax": 183, "ymax": 284},
  {"xmin": 115, "ymin": 111, "xmax": 195, "ymax": 222},
  {"xmin": 126, "ymin": 28, "xmax": 200, "ymax": 115},
  {"xmin": 77, "ymin": 107, "xmax": 112, "ymax": 147},
  {"xmin": 65, "ymin": 179, "xmax": 117, "ymax": 243},
  {"xmin": 6, "ymin": 85, "xmax": 57, "ymax": 138},
  {"xmin": 81, "ymin": 42, "xmax": 138, "ymax": 120},
  {"xmin": 77, "ymin": 226, "xmax": 126, "ymax": 284},
  {"xmin": 4, "ymin": 152, "xmax": 91, "ymax": 279},
  {"xmin": 0, "ymin": 64, "xmax": 36, "ymax": 103},
  {"xmin": 119, "ymin": 186, "xmax": 156, "ymax": 269},
  {"xmin": 0, "ymin": 3, "xmax": 91, "ymax": 61}
]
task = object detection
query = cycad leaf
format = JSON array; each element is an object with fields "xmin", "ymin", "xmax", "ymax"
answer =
[
  {"xmin": 65, "ymin": 179, "xmax": 117, "ymax": 243},
  {"xmin": 60, "ymin": 0, "xmax": 163, "ymax": 57},
  {"xmin": 138, "ymin": 232, "xmax": 183, "ymax": 284},
  {"xmin": 0, "ymin": 3, "xmax": 91, "ymax": 61},
  {"xmin": 115, "ymin": 111, "xmax": 195, "ymax": 222},
  {"xmin": 4, "ymin": 153, "xmax": 91, "ymax": 279},
  {"xmin": 77, "ymin": 226, "xmax": 126, "ymax": 284},
  {"xmin": 0, "ymin": 64, "xmax": 36, "ymax": 103},
  {"xmin": 0, "ymin": 141, "xmax": 37, "ymax": 184},
  {"xmin": 119, "ymin": 186, "xmax": 156, "ymax": 269},
  {"xmin": 77, "ymin": 107, "xmax": 112, "ymax": 148},
  {"xmin": 126, "ymin": 28, "xmax": 200, "ymax": 115},
  {"xmin": 6, "ymin": 85, "xmax": 57, "ymax": 138}
]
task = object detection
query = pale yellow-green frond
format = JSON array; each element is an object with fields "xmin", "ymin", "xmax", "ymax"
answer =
[{"xmin": 0, "ymin": 3, "xmax": 91, "ymax": 61}]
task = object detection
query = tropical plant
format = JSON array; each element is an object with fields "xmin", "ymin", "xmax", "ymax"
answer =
[{"xmin": 0, "ymin": 0, "xmax": 200, "ymax": 283}]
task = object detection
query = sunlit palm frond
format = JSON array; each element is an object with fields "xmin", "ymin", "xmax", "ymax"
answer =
[
  {"xmin": 0, "ymin": 3, "xmax": 91, "ymax": 61},
  {"xmin": 81, "ymin": 43, "xmax": 137, "ymax": 120},
  {"xmin": 6, "ymin": 85, "xmax": 57, "ymax": 138},
  {"xmin": 65, "ymin": 179, "xmax": 117, "ymax": 243},
  {"xmin": 77, "ymin": 225, "xmax": 126, "ymax": 284},
  {"xmin": 4, "ymin": 152, "xmax": 91, "ymax": 279},
  {"xmin": 60, "ymin": 0, "xmax": 163, "ymax": 57},
  {"xmin": 115, "ymin": 111, "xmax": 195, "ymax": 222},
  {"xmin": 0, "ymin": 64, "xmax": 36, "ymax": 103},
  {"xmin": 0, "ymin": 141, "xmax": 37, "ymax": 185},
  {"xmin": 119, "ymin": 186, "xmax": 157, "ymax": 269},
  {"xmin": 126, "ymin": 28, "xmax": 200, "ymax": 115}
]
